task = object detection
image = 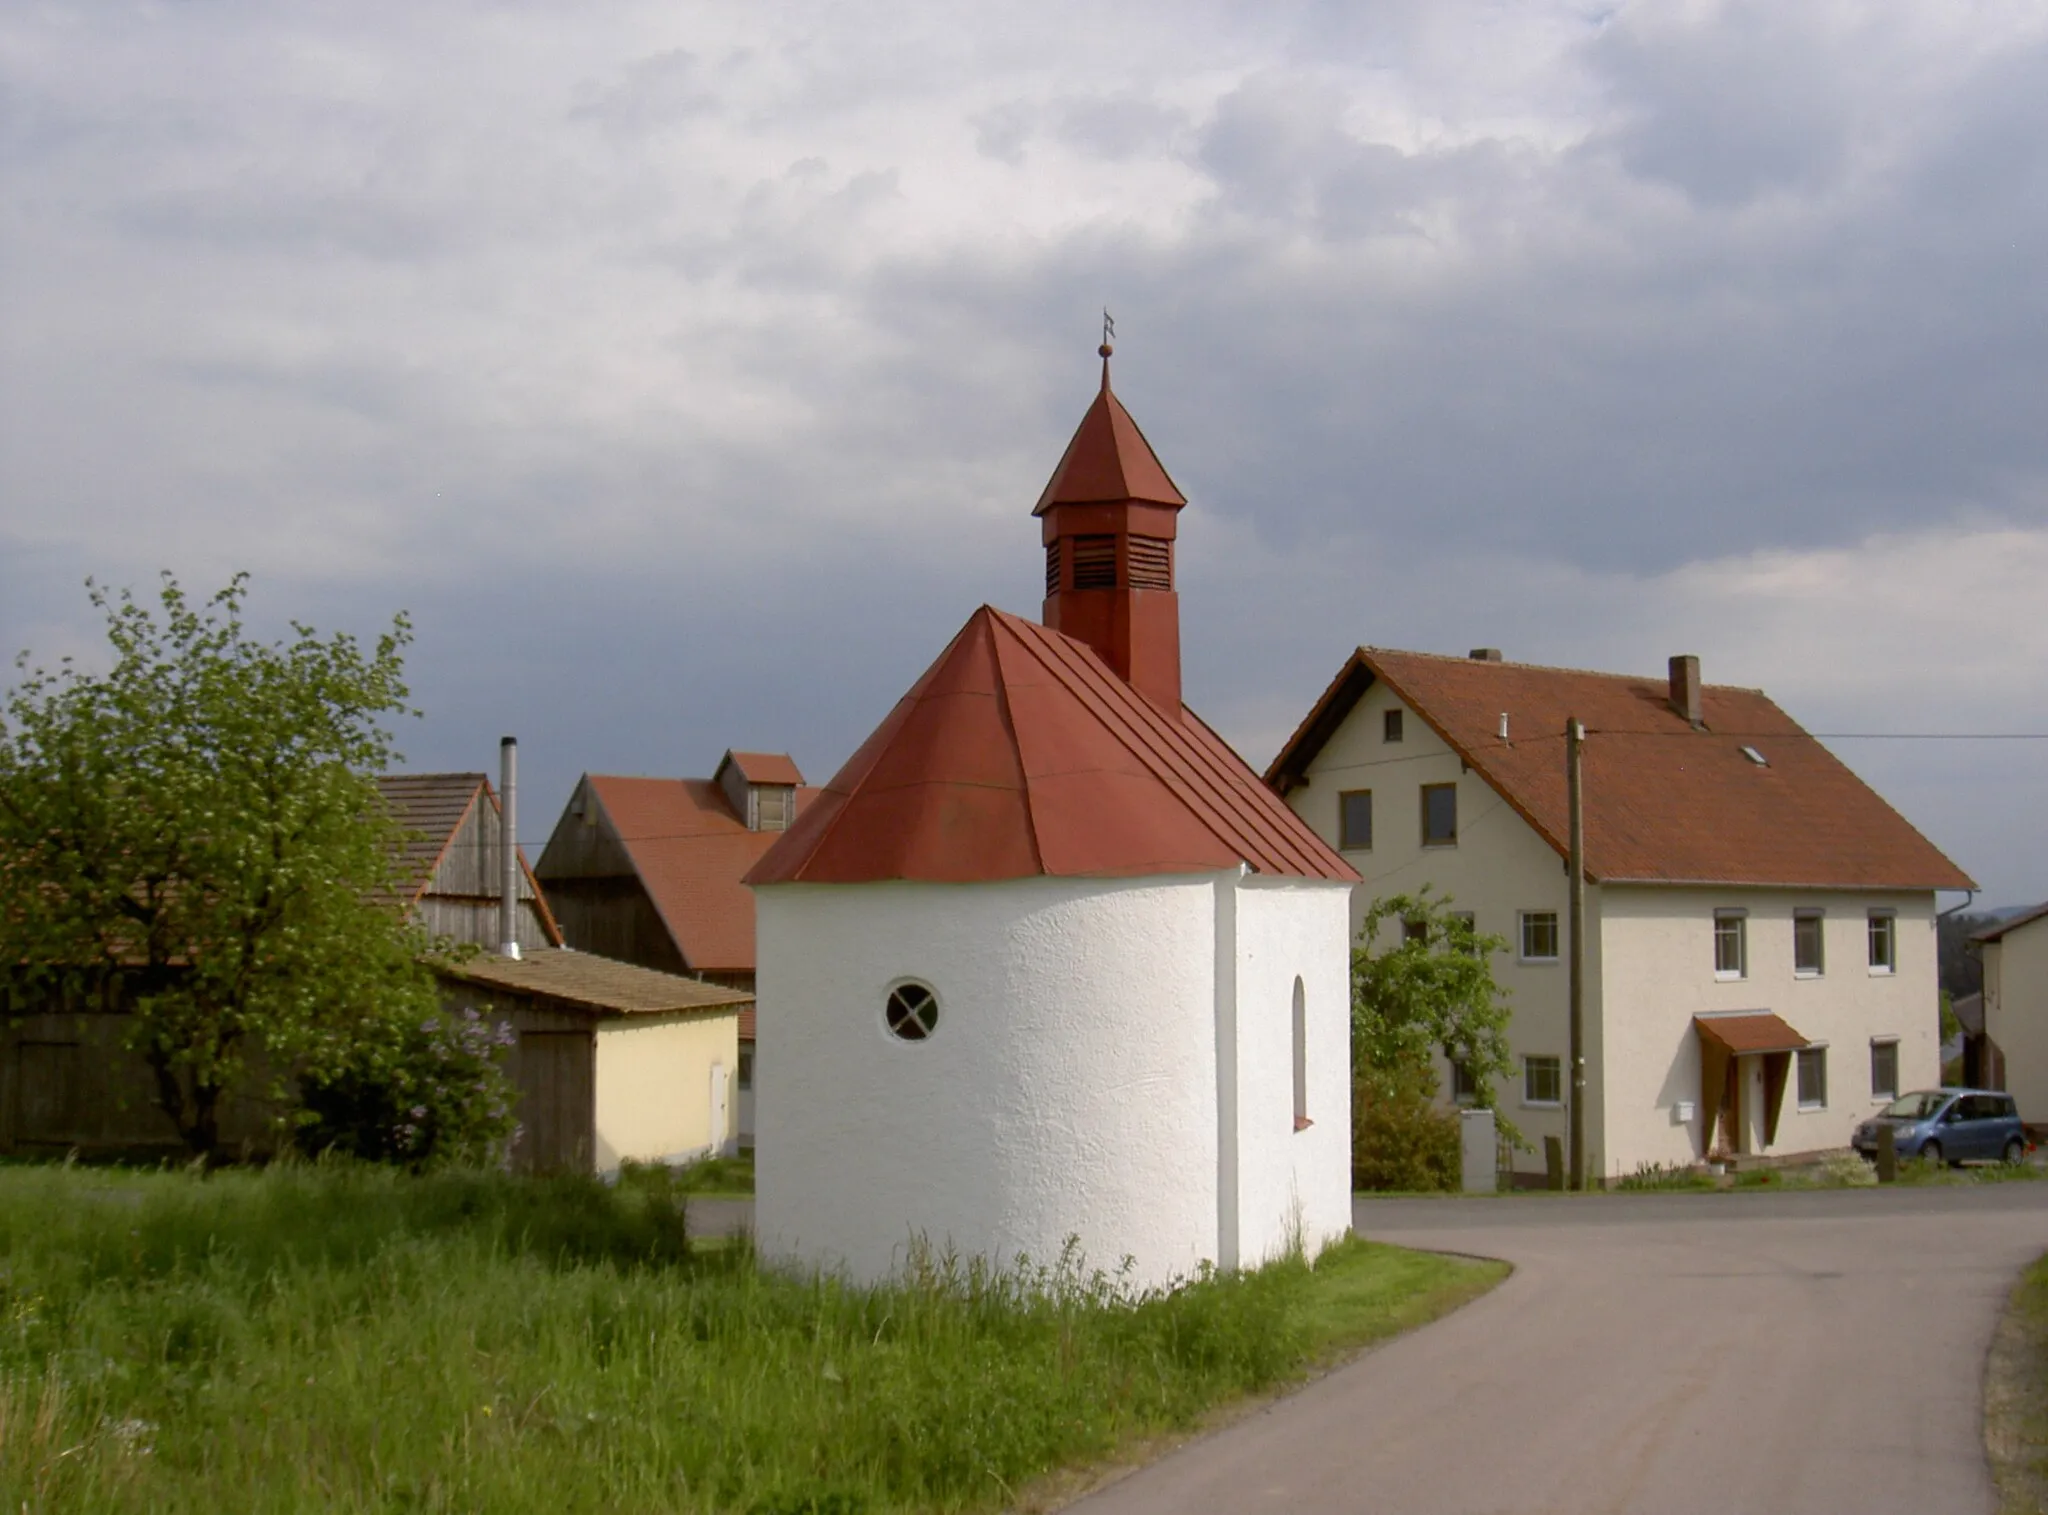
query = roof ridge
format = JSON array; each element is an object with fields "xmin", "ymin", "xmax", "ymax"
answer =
[
  {"xmin": 986, "ymin": 614, "xmax": 1048, "ymax": 875},
  {"xmin": 1363, "ymin": 645, "xmax": 1769, "ymax": 694}
]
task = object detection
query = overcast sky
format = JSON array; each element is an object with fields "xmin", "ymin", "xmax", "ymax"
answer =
[{"xmin": 3, "ymin": 1, "xmax": 2044, "ymax": 906}]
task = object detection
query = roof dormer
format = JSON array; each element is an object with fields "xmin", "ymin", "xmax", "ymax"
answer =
[{"xmin": 715, "ymin": 750, "xmax": 805, "ymax": 832}]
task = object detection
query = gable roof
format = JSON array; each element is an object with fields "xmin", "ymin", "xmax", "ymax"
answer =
[
  {"xmin": 375, "ymin": 772, "xmax": 563, "ymax": 943},
  {"xmin": 433, "ymin": 947, "xmax": 751, "ymax": 1019},
  {"xmin": 746, "ymin": 606, "xmax": 1355, "ymax": 886},
  {"xmin": 1032, "ymin": 380, "xmax": 1186, "ymax": 514},
  {"xmin": 1267, "ymin": 648, "xmax": 1974, "ymax": 892},
  {"xmin": 570, "ymin": 773, "xmax": 817, "ymax": 971},
  {"xmin": 1974, "ymin": 903, "xmax": 2048, "ymax": 945},
  {"xmin": 720, "ymin": 751, "xmax": 804, "ymax": 787}
]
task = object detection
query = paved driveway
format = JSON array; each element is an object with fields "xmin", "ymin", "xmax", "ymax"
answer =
[{"xmin": 1071, "ymin": 1185, "xmax": 2048, "ymax": 1515}]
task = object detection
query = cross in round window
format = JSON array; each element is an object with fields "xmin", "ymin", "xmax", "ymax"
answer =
[{"xmin": 885, "ymin": 982, "xmax": 939, "ymax": 1041}]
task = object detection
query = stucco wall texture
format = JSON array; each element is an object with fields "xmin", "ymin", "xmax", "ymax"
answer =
[
  {"xmin": 754, "ymin": 871, "xmax": 1351, "ymax": 1290},
  {"xmin": 1985, "ymin": 917, "xmax": 2048, "ymax": 1122},
  {"xmin": 593, "ymin": 1010, "xmax": 740, "ymax": 1170}
]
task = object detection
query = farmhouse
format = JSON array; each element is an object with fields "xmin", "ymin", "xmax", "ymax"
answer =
[
  {"xmin": 745, "ymin": 349, "xmax": 1358, "ymax": 1290},
  {"xmin": 1978, "ymin": 905, "xmax": 2048, "ymax": 1127},
  {"xmin": 1266, "ymin": 648, "xmax": 1975, "ymax": 1179}
]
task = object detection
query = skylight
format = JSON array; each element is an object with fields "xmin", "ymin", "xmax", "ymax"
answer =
[{"xmin": 1740, "ymin": 746, "xmax": 1768, "ymax": 766}]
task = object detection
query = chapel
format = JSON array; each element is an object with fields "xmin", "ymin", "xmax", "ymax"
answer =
[{"xmin": 745, "ymin": 345, "xmax": 1358, "ymax": 1289}]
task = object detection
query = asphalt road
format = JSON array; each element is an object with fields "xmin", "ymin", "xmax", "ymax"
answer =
[{"xmin": 1069, "ymin": 1185, "xmax": 2048, "ymax": 1515}]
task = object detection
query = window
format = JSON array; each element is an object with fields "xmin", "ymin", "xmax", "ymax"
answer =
[
  {"xmin": 885, "ymin": 982, "xmax": 939, "ymax": 1041},
  {"xmin": 1338, "ymin": 790, "xmax": 1373, "ymax": 850},
  {"xmin": 1714, "ymin": 911, "xmax": 1747, "ymax": 979},
  {"xmin": 1449, "ymin": 1059, "xmax": 1479, "ymax": 1104},
  {"xmin": 1794, "ymin": 910, "xmax": 1825, "ymax": 976},
  {"xmin": 1797, "ymin": 1046, "xmax": 1828, "ymax": 1109},
  {"xmin": 1870, "ymin": 1039, "xmax": 1899, "ymax": 1100},
  {"xmin": 1402, "ymin": 918, "xmax": 1430, "ymax": 946},
  {"xmin": 1868, "ymin": 911, "xmax": 1896, "ymax": 974},
  {"xmin": 1291, "ymin": 977, "xmax": 1310, "ymax": 1131},
  {"xmin": 1520, "ymin": 911, "xmax": 1560, "ymax": 962},
  {"xmin": 1524, "ymin": 1055, "xmax": 1563, "ymax": 1106},
  {"xmin": 738, "ymin": 1049, "xmax": 754, "ymax": 1090},
  {"xmin": 1421, "ymin": 783, "xmax": 1458, "ymax": 846},
  {"xmin": 1383, "ymin": 708, "xmax": 1404, "ymax": 743}
]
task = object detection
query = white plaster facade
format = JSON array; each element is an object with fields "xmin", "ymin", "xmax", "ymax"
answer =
[
  {"xmin": 593, "ymin": 1011, "xmax": 741, "ymax": 1171},
  {"xmin": 1982, "ymin": 911, "xmax": 2048, "ymax": 1123},
  {"xmin": 1285, "ymin": 676, "xmax": 1942, "ymax": 1179},
  {"xmin": 753, "ymin": 871, "xmax": 1351, "ymax": 1290}
]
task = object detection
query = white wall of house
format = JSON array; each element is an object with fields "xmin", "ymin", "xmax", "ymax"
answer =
[
  {"xmin": 1984, "ymin": 915, "xmax": 2048, "ymax": 1122},
  {"xmin": 1281, "ymin": 677, "xmax": 1938, "ymax": 1178},
  {"xmin": 753, "ymin": 870, "xmax": 1352, "ymax": 1290},
  {"xmin": 592, "ymin": 1010, "xmax": 741, "ymax": 1171},
  {"xmin": 1596, "ymin": 888, "xmax": 1937, "ymax": 1175},
  {"xmin": 1282, "ymin": 679, "xmax": 1586, "ymax": 1176}
]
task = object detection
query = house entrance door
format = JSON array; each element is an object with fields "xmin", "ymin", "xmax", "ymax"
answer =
[{"xmin": 1742, "ymin": 1056, "xmax": 1769, "ymax": 1155}]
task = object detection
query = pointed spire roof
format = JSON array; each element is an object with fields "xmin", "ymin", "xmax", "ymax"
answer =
[
  {"xmin": 1032, "ymin": 356, "xmax": 1187, "ymax": 515},
  {"xmin": 744, "ymin": 607, "xmax": 1354, "ymax": 885}
]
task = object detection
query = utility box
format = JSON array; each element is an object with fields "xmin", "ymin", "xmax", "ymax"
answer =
[{"xmin": 1460, "ymin": 1107, "xmax": 1497, "ymax": 1194}]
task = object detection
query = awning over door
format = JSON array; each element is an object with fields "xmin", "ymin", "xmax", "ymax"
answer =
[{"xmin": 1696, "ymin": 1012, "xmax": 1809, "ymax": 1156}]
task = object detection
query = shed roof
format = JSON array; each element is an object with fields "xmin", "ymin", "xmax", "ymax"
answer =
[
  {"xmin": 433, "ymin": 948, "xmax": 752, "ymax": 1018},
  {"xmin": 746, "ymin": 605, "xmax": 1355, "ymax": 885},
  {"xmin": 1267, "ymin": 648, "xmax": 1974, "ymax": 892},
  {"xmin": 1973, "ymin": 903, "xmax": 2048, "ymax": 945},
  {"xmin": 1695, "ymin": 1011, "xmax": 1809, "ymax": 1056},
  {"xmin": 578, "ymin": 774, "xmax": 817, "ymax": 971}
]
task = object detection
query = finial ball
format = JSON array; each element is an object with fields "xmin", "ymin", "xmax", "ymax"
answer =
[{"xmin": 1098, "ymin": 343, "xmax": 1113, "ymax": 359}]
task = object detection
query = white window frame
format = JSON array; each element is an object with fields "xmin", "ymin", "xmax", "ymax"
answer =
[
  {"xmin": 1519, "ymin": 910, "xmax": 1560, "ymax": 964},
  {"xmin": 1794, "ymin": 909, "xmax": 1826, "ymax": 979},
  {"xmin": 1523, "ymin": 1055, "xmax": 1563, "ymax": 1108},
  {"xmin": 1869, "ymin": 1037, "xmax": 1899, "ymax": 1101},
  {"xmin": 1714, "ymin": 910, "xmax": 1748, "ymax": 981},
  {"xmin": 1797, "ymin": 1043, "xmax": 1829, "ymax": 1110},
  {"xmin": 1867, "ymin": 910, "xmax": 1896, "ymax": 976}
]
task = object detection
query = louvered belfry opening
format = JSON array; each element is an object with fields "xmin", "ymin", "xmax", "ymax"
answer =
[{"xmin": 1033, "ymin": 352, "xmax": 1189, "ymax": 712}]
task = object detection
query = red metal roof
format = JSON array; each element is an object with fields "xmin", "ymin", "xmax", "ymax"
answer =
[
  {"xmin": 722, "ymin": 751, "xmax": 804, "ymax": 786},
  {"xmin": 746, "ymin": 606, "xmax": 1356, "ymax": 886},
  {"xmin": 1032, "ymin": 379, "xmax": 1186, "ymax": 515},
  {"xmin": 1267, "ymin": 649, "xmax": 1976, "ymax": 891},
  {"xmin": 1695, "ymin": 1012, "xmax": 1809, "ymax": 1055},
  {"xmin": 582, "ymin": 774, "xmax": 817, "ymax": 971}
]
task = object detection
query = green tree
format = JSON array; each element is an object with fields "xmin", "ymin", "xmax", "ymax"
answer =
[
  {"xmin": 1351, "ymin": 887, "xmax": 1517, "ymax": 1110},
  {"xmin": 0, "ymin": 573, "xmax": 440, "ymax": 1160}
]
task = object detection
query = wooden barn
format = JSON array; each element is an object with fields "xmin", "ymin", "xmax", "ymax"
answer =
[{"xmin": 377, "ymin": 772, "xmax": 561, "ymax": 954}]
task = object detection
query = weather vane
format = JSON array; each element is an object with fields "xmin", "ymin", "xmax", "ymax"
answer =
[{"xmin": 1100, "ymin": 308, "xmax": 1116, "ymax": 355}]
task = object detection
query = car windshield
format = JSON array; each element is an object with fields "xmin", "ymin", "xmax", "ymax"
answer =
[{"xmin": 1883, "ymin": 1092, "xmax": 1949, "ymax": 1120}]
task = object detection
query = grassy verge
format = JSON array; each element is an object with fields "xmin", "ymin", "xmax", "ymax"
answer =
[
  {"xmin": 0, "ymin": 1163, "xmax": 1497, "ymax": 1514},
  {"xmin": 641, "ymin": 1152, "xmax": 754, "ymax": 1198},
  {"xmin": 1988, "ymin": 1251, "xmax": 2048, "ymax": 1514}
]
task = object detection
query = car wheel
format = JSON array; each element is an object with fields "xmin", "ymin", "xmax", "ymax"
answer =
[
  {"xmin": 2005, "ymin": 1137, "xmax": 2026, "ymax": 1165},
  {"xmin": 1921, "ymin": 1140, "xmax": 1944, "ymax": 1167}
]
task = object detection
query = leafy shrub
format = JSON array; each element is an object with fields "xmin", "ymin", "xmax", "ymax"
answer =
[
  {"xmin": 294, "ymin": 1005, "xmax": 517, "ymax": 1167},
  {"xmin": 1351, "ymin": 1074, "xmax": 1460, "ymax": 1192}
]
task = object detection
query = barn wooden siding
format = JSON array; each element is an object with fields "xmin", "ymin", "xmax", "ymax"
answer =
[{"xmin": 415, "ymin": 779, "xmax": 558, "ymax": 953}]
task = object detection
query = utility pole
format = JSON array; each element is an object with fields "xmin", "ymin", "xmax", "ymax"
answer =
[{"xmin": 1566, "ymin": 715, "xmax": 1586, "ymax": 1191}]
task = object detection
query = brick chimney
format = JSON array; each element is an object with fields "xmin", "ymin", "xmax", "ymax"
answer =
[
  {"xmin": 1469, "ymin": 648, "xmax": 1503, "ymax": 662},
  {"xmin": 1669, "ymin": 654, "xmax": 1702, "ymax": 727},
  {"xmin": 1035, "ymin": 344, "xmax": 1188, "ymax": 712}
]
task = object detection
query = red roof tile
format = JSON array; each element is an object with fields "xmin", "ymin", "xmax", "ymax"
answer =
[
  {"xmin": 584, "ymin": 774, "xmax": 817, "ymax": 971},
  {"xmin": 1032, "ymin": 381, "xmax": 1186, "ymax": 515},
  {"xmin": 1268, "ymin": 649, "xmax": 1975, "ymax": 891},
  {"xmin": 746, "ymin": 606, "xmax": 1356, "ymax": 885},
  {"xmin": 722, "ymin": 751, "xmax": 804, "ymax": 786}
]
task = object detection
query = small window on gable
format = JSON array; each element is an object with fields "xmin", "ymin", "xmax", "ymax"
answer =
[
  {"xmin": 1383, "ymin": 708, "xmax": 1404, "ymax": 743},
  {"xmin": 1339, "ymin": 790, "xmax": 1373, "ymax": 850},
  {"xmin": 885, "ymin": 982, "xmax": 939, "ymax": 1042},
  {"xmin": 1421, "ymin": 783, "xmax": 1457, "ymax": 846}
]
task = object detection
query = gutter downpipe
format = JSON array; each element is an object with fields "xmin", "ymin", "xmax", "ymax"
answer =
[{"xmin": 499, "ymin": 736, "xmax": 521, "ymax": 960}]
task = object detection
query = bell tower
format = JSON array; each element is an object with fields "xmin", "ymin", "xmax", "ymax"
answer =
[{"xmin": 1035, "ymin": 339, "xmax": 1188, "ymax": 712}]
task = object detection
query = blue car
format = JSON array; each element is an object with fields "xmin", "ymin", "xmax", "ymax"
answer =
[{"xmin": 1853, "ymin": 1088, "xmax": 2028, "ymax": 1167}]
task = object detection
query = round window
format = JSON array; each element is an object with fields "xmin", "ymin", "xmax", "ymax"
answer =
[{"xmin": 885, "ymin": 982, "xmax": 939, "ymax": 1042}]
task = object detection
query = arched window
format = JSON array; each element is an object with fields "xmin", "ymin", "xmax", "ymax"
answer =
[{"xmin": 1292, "ymin": 976, "xmax": 1310, "ymax": 1131}]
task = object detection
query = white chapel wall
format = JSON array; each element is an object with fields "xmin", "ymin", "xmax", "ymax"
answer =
[
  {"xmin": 1229, "ymin": 877, "xmax": 1354, "ymax": 1267},
  {"xmin": 754, "ymin": 874, "xmax": 1224, "ymax": 1291}
]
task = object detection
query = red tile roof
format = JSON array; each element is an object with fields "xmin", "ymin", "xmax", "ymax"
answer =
[
  {"xmin": 746, "ymin": 606, "xmax": 1356, "ymax": 885},
  {"xmin": 1032, "ymin": 379, "xmax": 1186, "ymax": 514},
  {"xmin": 722, "ymin": 751, "xmax": 804, "ymax": 787},
  {"xmin": 584, "ymin": 774, "xmax": 816, "ymax": 972},
  {"xmin": 1267, "ymin": 648, "xmax": 1975, "ymax": 891}
]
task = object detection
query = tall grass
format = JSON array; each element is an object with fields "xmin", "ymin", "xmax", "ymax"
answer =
[{"xmin": 0, "ymin": 1162, "xmax": 1493, "ymax": 1514}]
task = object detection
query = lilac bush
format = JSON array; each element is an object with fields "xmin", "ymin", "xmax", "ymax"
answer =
[{"xmin": 296, "ymin": 1005, "xmax": 519, "ymax": 1168}]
